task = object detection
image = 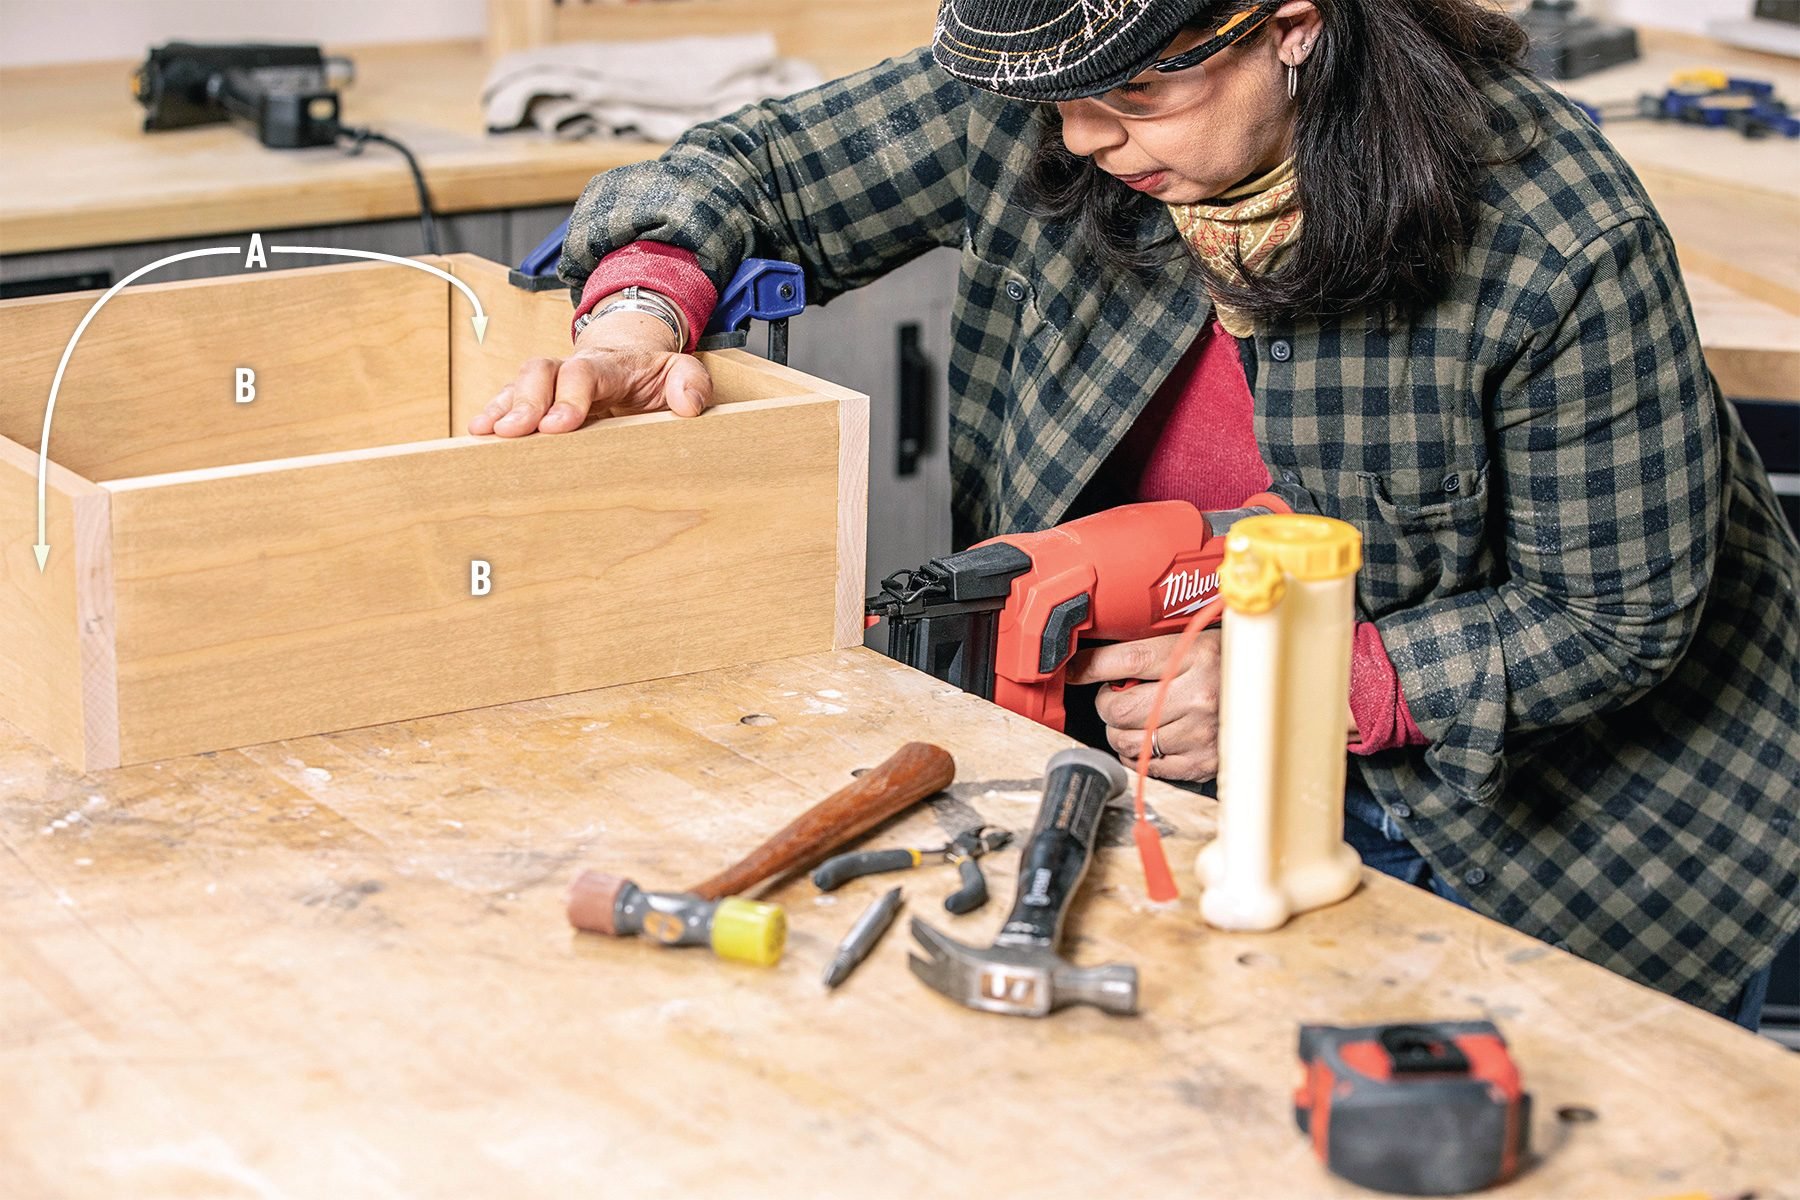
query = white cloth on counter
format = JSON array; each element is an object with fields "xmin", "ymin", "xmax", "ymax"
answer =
[{"xmin": 481, "ymin": 33, "xmax": 823, "ymax": 141}]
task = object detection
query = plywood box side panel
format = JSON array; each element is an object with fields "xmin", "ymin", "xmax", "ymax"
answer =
[
  {"xmin": 703, "ymin": 349, "xmax": 866, "ymax": 406},
  {"xmin": 98, "ymin": 395, "xmax": 832, "ymax": 493},
  {"xmin": 835, "ymin": 390, "xmax": 871, "ymax": 648},
  {"xmin": 0, "ymin": 437, "xmax": 113, "ymax": 770},
  {"xmin": 441, "ymin": 252, "xmax": 530, "ymax": 297},
  {"xmin": 104, "ymin": 397, "xmax": 845, "ymax": 763},
  {"xmin": 0, "ymin": 261, "xmax": 449, "ymax": 481},
  {"xmin": 71, "ymin": 486, "xmax": 119, "ymax": 768},
  {"xmin": 444, "ymin": 255, "xmax": 578, "ymax": 434},
  {"xmin": 440, "ymin": 257, "xmax": 864, "ymax": 432}
]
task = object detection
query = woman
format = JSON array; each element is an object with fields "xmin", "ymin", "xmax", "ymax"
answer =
[{"xmin": 474, "ymin": 0, "xmax": 1800, "ymax": 1025}]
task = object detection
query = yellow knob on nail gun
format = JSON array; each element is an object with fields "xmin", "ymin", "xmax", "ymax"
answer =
[
  {"xmin": 1220, "ymin": 543, "xmax": 1287, "ymax": 615},
  {"xmin": 708, "ymin": 897, "xmax": 788, "ymax": 966}
]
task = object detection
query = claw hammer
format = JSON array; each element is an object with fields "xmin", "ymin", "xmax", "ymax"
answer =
[{"xmin": 909, "ymin": 748, "xmax": 1138, "ymax": 1016}]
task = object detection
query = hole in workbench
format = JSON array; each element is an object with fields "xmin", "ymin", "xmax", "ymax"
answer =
[
  {"xmin": 740, "ymin": 713, "xmax": 776, "ymax": 726},
  {"xmin": 851, "ymin": 767, "xmax": 869, "ymax": 777},
  {"xmin": 1555, "ymin": 1106, "xmax": 1598, "ymax": 1123}
]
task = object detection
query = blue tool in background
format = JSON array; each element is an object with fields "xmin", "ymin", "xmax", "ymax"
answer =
[
  {"xmin": 510, "ymin": 217, "xmax": 806, "ymax": 364},
  {"xmin": 1576, "ymin": 69, "xmax": 1800, "ymax": 139}
]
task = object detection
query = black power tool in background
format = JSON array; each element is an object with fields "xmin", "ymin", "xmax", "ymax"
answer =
[
  {"xmin": 134, "ymin": 42, "xmax": 350, "ymax": 148},
  {"xmin": 132, "ymin": 42, "xmax": 440, "ymax": 252},
  {"xmin": 1515, "ymin": 0, "xmax": 1640, "ymax": 80}
]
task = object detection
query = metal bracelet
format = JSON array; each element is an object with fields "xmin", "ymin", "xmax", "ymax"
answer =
[
  {"xmin": 576, "ymin": 286, "xmax": 688, "ymax": 349},
  {"xmin": 625, "ymin": 285, "xmax": 691, "ymax": 346}
]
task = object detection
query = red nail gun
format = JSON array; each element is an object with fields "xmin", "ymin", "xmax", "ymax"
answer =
[{"xmin": 867, "ymin": 495, "xmax": 1289, "ymax": 730}]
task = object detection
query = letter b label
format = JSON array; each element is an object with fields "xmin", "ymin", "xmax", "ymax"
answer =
[
  {"xmin": 234, "ymin": 368, "xmax": 256, "ymax": 404},
  {"xmin": 470, "ymin": 560, "xmax": 492, "ymax": 596}
]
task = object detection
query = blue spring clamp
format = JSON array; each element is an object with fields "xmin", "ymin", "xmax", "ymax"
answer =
[
  {"xmin": 695, "ymin": 259, "xmax": 806, "ymax": 364},
  {"xmin": 510, "ymin": 217, "xmax": 806, "ymax": 363}
]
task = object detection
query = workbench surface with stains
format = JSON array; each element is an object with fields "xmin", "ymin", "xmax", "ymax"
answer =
[{"xmin": 2, "ymin": 648, "xmax": 1796, "ymax": 1198}]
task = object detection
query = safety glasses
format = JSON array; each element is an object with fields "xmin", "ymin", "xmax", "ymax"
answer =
[{"xmin": 1077, "ymin": 0, "xmax": 1283, "ymax": 120}]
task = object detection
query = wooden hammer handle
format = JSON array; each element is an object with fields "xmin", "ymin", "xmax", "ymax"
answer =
[{"xmin": 687, "ymin": 742, "xmax": 956, "ymax": 900}]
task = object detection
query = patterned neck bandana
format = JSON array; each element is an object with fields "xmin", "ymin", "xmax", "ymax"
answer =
[{"xmin": 1167, "ymin": 158, "xmax": 1303, "ymax": 337}]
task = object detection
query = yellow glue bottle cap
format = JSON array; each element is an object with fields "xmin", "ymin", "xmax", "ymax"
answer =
[
  {"xmin": 1221, "ymin": 514, "xmax": 1363, "ymax": 612},
  {"xmin": 709, "ymin": 897, "xmax": 788, "ymax": 966}
]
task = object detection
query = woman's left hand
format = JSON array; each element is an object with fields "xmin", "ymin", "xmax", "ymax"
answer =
[{"xmin": 1066, "ymin": 632, "xmax": 1222, "ymax": 782}]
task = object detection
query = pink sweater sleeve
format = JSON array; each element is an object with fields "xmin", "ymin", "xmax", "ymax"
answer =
[
  {"xmin": 572, "ymin": 242, "xmax": 719, "ymax": 353},
  {"xmin": 1348, "ymin": 621, "xmax": 1426, "ymax": 754}
]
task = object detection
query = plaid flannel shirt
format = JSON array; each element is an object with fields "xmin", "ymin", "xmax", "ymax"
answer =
[{"xmin": 560, "ymin": 49, "xmax": 1800, "ymax": 1012}]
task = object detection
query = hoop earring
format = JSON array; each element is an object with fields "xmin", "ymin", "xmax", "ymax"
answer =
[{"xmin": 1289, "ymin": 38, "xmax": 1314, "ymax": 101}]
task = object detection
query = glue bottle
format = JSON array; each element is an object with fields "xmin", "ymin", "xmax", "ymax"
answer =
[{"xmin": 1195, "ymin": 514, "xmax": 1364, "ymax": 931}]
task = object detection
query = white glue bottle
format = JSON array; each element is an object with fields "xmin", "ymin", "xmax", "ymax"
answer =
[{"xmin": 1195, "ymin": 514, "xmax": 1365, "ymax": 931}]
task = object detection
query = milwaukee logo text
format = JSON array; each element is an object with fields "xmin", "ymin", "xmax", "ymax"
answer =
[{"xmin": 1159, "ymin": 568, "xmax": 1219, "ymax": 619}]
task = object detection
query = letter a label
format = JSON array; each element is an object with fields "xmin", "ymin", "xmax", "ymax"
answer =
[{"xmin": 244, "ymin": 233, "xmax": 267, "ymax": 270}]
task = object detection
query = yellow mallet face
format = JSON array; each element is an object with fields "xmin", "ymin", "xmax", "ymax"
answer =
[{"xmin": 709, "ymin": 897, "xmax": 788, "ymax": 966}]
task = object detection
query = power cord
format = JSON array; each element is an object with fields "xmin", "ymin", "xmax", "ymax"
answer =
[{"xmin": 334, "ymin": 124, "xmax": 442, "ymax": 256}]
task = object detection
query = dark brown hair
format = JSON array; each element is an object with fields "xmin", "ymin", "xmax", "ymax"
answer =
[{"xmin": 1021, "ymin": 0, "xmax": 1530, "ymax": 320}]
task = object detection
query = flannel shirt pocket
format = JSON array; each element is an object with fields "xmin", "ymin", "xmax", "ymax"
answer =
[
  {"xmin": 962, "ymin": 246, "xmax": 1046, "ymax": 342},
  {"xmin": 1351, "ymin": 465, "xmax": 1492, "ymax": 615}
]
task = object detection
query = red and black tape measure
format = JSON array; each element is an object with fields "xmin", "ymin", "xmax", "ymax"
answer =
[{"xmin": 1295, "ymin": 1021, "xmax": 1530, "ymax": 1196}]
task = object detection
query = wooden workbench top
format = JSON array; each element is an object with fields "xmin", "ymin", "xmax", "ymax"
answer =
[{"xmin": 2, "ymin": 648, "xmax": 1794, "ymax": 1197}]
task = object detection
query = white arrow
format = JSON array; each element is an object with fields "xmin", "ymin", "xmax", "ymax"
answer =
[
  {"xmin": 35, "ymin": 245, "xmax": 244, "ymax": 572},
  {"xmin": 270, "ymin": 245, "xmax": 488, "ymax": 343},
  {"xmin": 32, "ymin": 242, "xmax": 493, "ymax": 572}
]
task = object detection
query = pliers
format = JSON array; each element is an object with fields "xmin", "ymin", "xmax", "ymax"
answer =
[{"xmin": 811, "ymin": 825, "xmax": 1013, "ymax": 915}]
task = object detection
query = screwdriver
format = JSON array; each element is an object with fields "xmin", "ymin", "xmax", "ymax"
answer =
[{"xmin": 823, "ymin": 887, "xmax": 904, "ymax": 989}]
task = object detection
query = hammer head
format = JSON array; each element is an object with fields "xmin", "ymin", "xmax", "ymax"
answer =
[{"xmin": 907, "ymin": 917, "xmax": 1138, "ymax": 1017}]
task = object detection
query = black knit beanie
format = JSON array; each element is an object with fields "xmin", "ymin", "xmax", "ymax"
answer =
[{"xmin": 933, "ymin": 0, "xmax": 1269, "ymax": 102}]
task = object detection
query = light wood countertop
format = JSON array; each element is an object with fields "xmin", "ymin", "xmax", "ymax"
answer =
[
  {"xmin": 0, "ymin": 40, "xmax": 649, "ymax": 255},
  {"xmin": 1551, "ymin": 30, "xmax": 1800, "ymax": 400}
]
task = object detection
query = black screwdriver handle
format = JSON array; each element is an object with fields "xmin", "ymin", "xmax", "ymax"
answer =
[
  {"xmin": 996, "ymin": 748, "xmax": 1129, "ymax": 949},
  {"xmin": 943, "ymin": 857, "xmax": 989, "ymax": 915},
  {"xmin": 812, "ymin": 848, "xmax": 920, "ymax": 891}
]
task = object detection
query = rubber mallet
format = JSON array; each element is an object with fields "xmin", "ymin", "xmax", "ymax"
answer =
[{"xmin": 567, "ymin": 741, "xmax": 955, "ymax": 965}]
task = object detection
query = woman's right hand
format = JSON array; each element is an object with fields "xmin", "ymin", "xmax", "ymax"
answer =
[{"xmin": 468, "ymin": 301, "xmax": 715, "ymax": 436}]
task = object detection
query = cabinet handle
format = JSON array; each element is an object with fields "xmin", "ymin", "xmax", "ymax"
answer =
[{"xmin": 897, "ymin": 322, "xmax": 933, "ymax": 478}]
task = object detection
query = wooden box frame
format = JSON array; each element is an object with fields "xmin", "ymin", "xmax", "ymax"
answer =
[{"xmin": 0, "ymin": 254, "xmax": 867, "ymax": 771}]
